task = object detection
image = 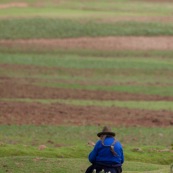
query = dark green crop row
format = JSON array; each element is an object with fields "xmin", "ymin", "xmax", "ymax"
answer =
[{"xmin": 1, "ymin": 18, "xmax": 173, "ymax": 39}]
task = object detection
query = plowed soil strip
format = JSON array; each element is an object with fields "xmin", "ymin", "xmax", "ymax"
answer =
[
  {"xmin": 0, "ymin": 102, "xmax": 173, "ymax": 127},
  {"xmin": 1, "ymin": 36, "xmax": 173, "ymax": 50}
]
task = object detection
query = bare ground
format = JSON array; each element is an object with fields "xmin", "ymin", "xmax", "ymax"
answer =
[
  {"xmin": 0, "ymin": 77, "xmax": 173, "ymax": 127},
  {"xmin": 0, "ymin": 101, "xmax": 173, "ymax": 127},
  {"xmin": 0, "ymin": 3, "xmax": 28, "ymax": 9},
  {"xmin": 1, "ymin": 36, "xmax": 173, "ymax": 51}
]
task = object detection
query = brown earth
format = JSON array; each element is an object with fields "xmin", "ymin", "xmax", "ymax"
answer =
[
  {"xmin": 0, "ymin": 3, "xmax": 28, "ymax": 9},
  {"xmin": 134, "ymin": 0, "xmax": 171, "ymax": 1},
  {"xmin": 0, "ymin": 102, "xmax": 173, "ymax": 127},
  {"xmin": 0, "ymin": 76, "xmax": 173, "ymax": 127},
  {"xmin": 1, "ymin": 36, "xmax": 173, "ymax": 51}
]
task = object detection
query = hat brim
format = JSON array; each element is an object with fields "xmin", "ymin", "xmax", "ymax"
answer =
[{"xmin": 97, "ymin": 132, "xmax": 115, "ymax": 137}]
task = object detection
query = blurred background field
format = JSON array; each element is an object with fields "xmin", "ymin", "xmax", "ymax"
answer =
[{"xmin": 0, "ymin": 0, "xmax": 173, "ymax": 173}]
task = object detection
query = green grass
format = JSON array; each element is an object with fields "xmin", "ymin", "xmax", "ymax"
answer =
[
  {"xmin": 0, "ymin": 157, "xmax": 169, "ymax": 173},
  {"xmin": 0, "ymin": 50, "xmax": 173, "ymax": 85},
  {"xmin": 1, "ymin": 98, "xmax": 173, "ymax": 111},
  {"xmin": 0, "ymin": 0, "xmax": 173, "ymax": 18},
  {"xmin": 0, "ymin": 125, "xmax": 172, "ymax": 166},
  {"xmin": 0, "ymin": 125, "xmax": 172, "ymax": 148},
  {"xmin": 46, "ymin": 99, "xmax": 173, "ymax": 111},
  {"xmin": 58, "ymin": 0, "xmax": 173, "ymax": 15},
  {"xmin": 2, "ymin": 123, "xmax": 170, "ymax": 167},
  {"xmin": 36, "ymin": 83, "xmax": 173, "ymax": 96},
  {"xmin": 0, "ymin": 8, "xmax": 140, "ymax": 19},
  {"xmin": 1, "ymin": 18, "xmax": 173, "ymax": 39},
  {"xmin": 0, "ymin": 53, "xmax": 173, "ymax": 70},
  {"xmin": 0, "ymin": 157, "xmax": 88, "ymax": 173},
  {"xmin": 1, "ymin": 47, "xmax": 173, "ymax": 58},
  {"xmin": 0, "ymin": 52, "xmax": 173, "ymax": 97},
  {"xmin": 0, "ymin": 144, "xmax": 172, "ymax": 165},
  {"xmin": 1, "ymin": 0, "xmax": 172, "ymax": 42}
]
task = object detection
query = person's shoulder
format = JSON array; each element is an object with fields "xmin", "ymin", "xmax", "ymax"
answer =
[
  {"xmin": 115, "ymin": 140, "xmax": 123, "ymax": 146},
  {"xmin": 95, "ymin": 140, "xmax": 102, "ymax": 145}
]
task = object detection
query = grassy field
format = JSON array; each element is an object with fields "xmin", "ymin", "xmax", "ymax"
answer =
[
  {"xmin": 0, "ymin": 52, "xmax": 173, "ymax": 97},
  {"xmin": 1, "ymin": 19, "xmax": 173, "ymax": 39},
  {"xmin": 0, "ymin": 0, "xmax": 173, "ymax": 18},
  {"xmin": 0, "ymin": 51, "xmax": 173, "ymax": 172},
  {"xmin": 1, "ymin": 0, "xmax": 173, "ymax": 39},
  {"xmin": 0, "ymin": 125, "xmax": 172, "ymax": 172},
  {"xmin": 0, "ymin": 0, "xmax": 173, "ymax": 173}
]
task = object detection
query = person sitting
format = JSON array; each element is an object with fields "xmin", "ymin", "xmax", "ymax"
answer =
[{"xmin": 85, "ymin": 126, "xmax": 124, "ymax": 173}]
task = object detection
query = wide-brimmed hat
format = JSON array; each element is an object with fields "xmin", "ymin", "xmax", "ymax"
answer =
[{"xmin": 97, "ymin": 126, "xmax": 115, "ymax": 137}]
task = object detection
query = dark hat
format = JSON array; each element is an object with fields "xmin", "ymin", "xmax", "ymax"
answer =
[{"xmin": 97, "ymin": 126, "xmax": 115, "ymax": 137}]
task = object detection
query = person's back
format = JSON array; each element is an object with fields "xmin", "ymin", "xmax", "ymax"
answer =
[
  {"xmin": 89, "ymin": 136, "xmax": 124, "ymax": 165},
  {"xmin": 85, "ymin": 126, "xmax": 124, "ymax": 173}
]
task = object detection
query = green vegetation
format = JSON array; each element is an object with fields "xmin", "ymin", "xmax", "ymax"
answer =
[
  {"xmin": 0, "ymin": 157, "xmax": 87, "ymax": 173},
  {"xmin": 0, "ymin": 125, "xmax": 172, "ymax": 165},
  {"xmin": 0, "ymin": 125, "xmax": 172, "ymax": 147},
  {"xmin": 36, "ymin": 83, "xmax": 173, "ymax": 96},
  {"xmin": 1, "ymin": 0, "xmax": 173, "ymax": 39},
  {"xmin": 1, "ymin": 98, "xmax": 173, "ymax": 111},
  {"xmin": 1, "ymin": 18, "xmax": 173, "ymax": 39},
  {"xmin": 0, "ymin": 125, "xmax": 172, "ymax": 172},
  {"xmin": 0, "ymin": 0, "xmax": 173, "ymax": 18},
  {"xmin": 1, "ymin": 53, "xmax": 173, "ymax": 69},
  {"xmin": 0, "ymin": 52, "xmax": 173, "ymax": 97},
  {"xmin": 0, "ymin": 157, "xmax": 169, "ymax": 173}
]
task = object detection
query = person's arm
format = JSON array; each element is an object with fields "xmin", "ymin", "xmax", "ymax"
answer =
[
  {"xmin": 121, "ymin": 146, "xmax": 124, "ymax": 164},
  {"xmin": 88, "ymin": 141, "xmax": 100, "ymax": 163},
  {"xmin": 88, "ymin": 141, "xmax": 95, "ymax": 147}
]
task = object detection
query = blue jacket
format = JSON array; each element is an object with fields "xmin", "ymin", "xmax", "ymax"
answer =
[{"xmin": 88, "ymin": 137, "xmax": 124, "ymax": 165}]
